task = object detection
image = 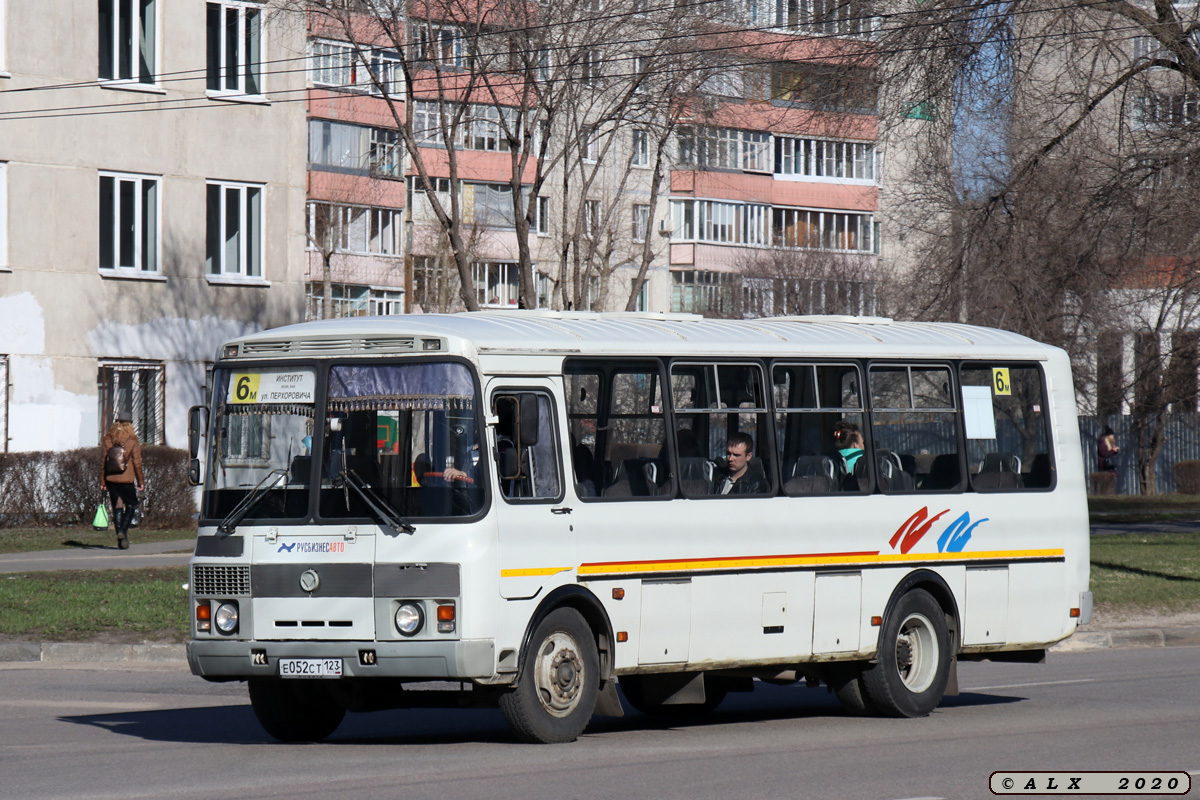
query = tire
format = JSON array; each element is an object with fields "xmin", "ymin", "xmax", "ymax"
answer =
[
  {"xmin": 248, "ymin": 678, "xmax": 347, "ymax": 743},
  {"xmin": 499, "ymin": 608, "xmax": 599, "ymax": 743},
  {"xmin": 827, "ymin": 664, "xmax": 877, "ymax": 716},
  {"xmin": 860, "ymin": 589, "xmax": 951, "ymax": 718},
  {"xmin": 619, "ymin": 674, "xmax": 727, "ymax": 717}
]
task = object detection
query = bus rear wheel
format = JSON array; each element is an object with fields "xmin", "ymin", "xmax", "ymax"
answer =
[
  {"xmin": 860, "ymin": 589, "xmax": 951, "ymax": 718},
  {"xmin": 499, "ymin": 608, "xmax": 599, "ymax": 743},
  {"xmin": 248, "ymin": 678, "xmax": 346, "ymax": 742},
  {"xmin": 827, "ymin": 664, "xmax": 877, "ymax": 716}
]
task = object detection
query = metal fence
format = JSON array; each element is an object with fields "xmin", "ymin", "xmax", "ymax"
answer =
[{"xmin": 1078, "ymin": 414, "xmax": 1200, "ymax": 494}]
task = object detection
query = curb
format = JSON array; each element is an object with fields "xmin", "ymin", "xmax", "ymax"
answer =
[
  {"xmin": 2, "ymin": 627, "xmax": 1198, "ymax": 665},
  {"xmin": 1051, "ymin": 626, "xmax": 1200, "ymax": 652},
  {"xmin": 0, "ymin": 641, "xmax": 186, "ymax": 664}
]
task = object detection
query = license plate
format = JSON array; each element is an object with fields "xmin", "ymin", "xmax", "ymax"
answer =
[{"xmin": 278, "ymin": 658, "xmax": 343, "ymax": 678}]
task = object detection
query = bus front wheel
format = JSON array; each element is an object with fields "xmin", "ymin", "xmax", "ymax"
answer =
[
  {"xmin": 860, "ymin": 589, "xmax": 951, "ymax": 718},
  {"xmin": 248, "ymin": 678, "xmax": 346, "ymax": 742},
  {"xmin": 499, "ymin": 607, "xmax": 599, "ymax": 743}
]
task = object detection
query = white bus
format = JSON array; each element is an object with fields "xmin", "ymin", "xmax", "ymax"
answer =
[{"xmin": 186, "ymin": 312, "xmax": 1092, "ymax": 744}]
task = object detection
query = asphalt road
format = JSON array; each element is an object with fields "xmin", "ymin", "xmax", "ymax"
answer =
[{"xmin": 1, "ymin": 647, "xmax": 1196, "ymax": 800}]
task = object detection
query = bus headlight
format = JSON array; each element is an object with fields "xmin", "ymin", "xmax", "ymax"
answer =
[
  {"xmin": 395, "ymin": 602, "xmax": 424, "ymax": 636},
  {"xmin": 214, "ymin": 602, "xmax": 239, "ymax": 634}
]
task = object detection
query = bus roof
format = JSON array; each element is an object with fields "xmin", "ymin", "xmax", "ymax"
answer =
[{"xmin": 222, "ymin": 312, "xmax": 1058, "ymax": 361}]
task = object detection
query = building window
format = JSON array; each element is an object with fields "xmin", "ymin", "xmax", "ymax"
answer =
[
  {"xmin": 412, "ymin": 24, "xmax": 468, "ymax": 70},
  {"xmin": 98, "ymin": 0, "xmax": 157, "ymax": 85},
  {"xmin": 632, "ymin": 129, "xmax": 649, "ymax": 167},
  {"xmin": 307, "ymin": 203, "xmax": 402, "ymax": 256},
  {"xmin": 742, "ymin": 131, "xmax": 771, "ymax": 172},
  {"xmin": 369, "ymin": 127, "xmax": 401, "ymax": 177},
  {"xmin": 535, "ymin": 196, "xmax": 550, "ymax": 235},
  {"xmin": 0, "ymin": 354, "xmax": 7, "ymax": 454},
  {"xmin": 0, "ymin": 0, "xmax": 7, "ymax": 74},
  {"xmin": 0, "ymin": 162, "xmax": 7, "ymax": 270},
  {"xmin": 206, "ymin": 181, "xmax": 263, "ymax": 278},
  {"xmin": 309, "ymin": 120, "xmax": 401, "ymax": 177},
  {"xmin": 585, "ymin": 200, "xmax": 599, "ymax": 239},
  {"xmin": 310, "ymin": 39, "xmax": 400, "ymax": 95},
  {"xmin": 206, "ymin": 2, "xmax": 263, "ymax": 95},
  {"xmin": 474, "ymin": 261, "xmax": 521, "ymax": 307},
  {"xmin": 677, "ymin": 126, "xmax": 743, "ymax": 170},
  {"xmin": 771, "ymin": 64, "xmax": 876, "ymax": 112},
  {"xmin": 464, "ymin": 182, "xmax": 519, "ymax": 227},
  {"xmin": 412, "ymin": 255, "xmax": 457, "ymax": 311},
  {"xmin": 776, "ymin": 137, "xmax": 876, "ymax": 180},
  {"xmin": 772, "ymin": 207, "xmax": 874, "ymax": 251},
  {"xmin": 583, "ymin": 125, "xmax": 599, "ymax": 163},
  {"xmin": 305, "ymin": 283, "xmax": 402, "ymax": 319},
  {"xmin": 98, "ymin": 361, "xmax": 165, "ymax": 445},
  {"xmin": 632, "ymin": 204, "xmax": 650, "ymax": 242},
  {"xmin": 1096, "ymin": 331, "xmax": 1124, "ymax": 418},
  {"xmin": 99, "ymin": 172, "xmax": 159, "ymax": 273},
  {"xmin": 671, "ymin": 270, "xmax": 739, "ymax": 316},
  {"xmin": 582, "ymin": 50, "xmax": 602, "ymax": 85}
]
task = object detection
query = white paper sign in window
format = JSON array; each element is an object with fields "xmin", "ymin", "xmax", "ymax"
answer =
[{"xmin": 962, "ymin": 385, "xmax": 997, "ymax": 440}]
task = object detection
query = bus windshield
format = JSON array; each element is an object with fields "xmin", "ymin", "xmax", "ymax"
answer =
[
  {"xmin": 205, "ymin": 367, "xmax": 319, "ymax": 522},
  {"xmin": 318, "ymin": 362, "xmax": 484, "ymax": 520},
  {"xmin": 204, "ymin": 362, "xmax": 485, "ymax": 524}
]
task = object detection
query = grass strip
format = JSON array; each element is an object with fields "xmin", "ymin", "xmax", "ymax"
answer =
[
  {"xmin": 0, "ymin": 567, "xmax": 189, "ymax": 643},
  {"xmin": 0, "ymin": 526, "xmax": 195, "ymax": 554},
  {"xmin": 1090, "ymin": 532, "xmax": 1200, "ymax": 612}
]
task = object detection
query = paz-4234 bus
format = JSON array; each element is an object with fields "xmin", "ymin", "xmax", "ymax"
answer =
[{"xmin": 185, "ymin": 312, "xmax": 1091, "ymax": 743}]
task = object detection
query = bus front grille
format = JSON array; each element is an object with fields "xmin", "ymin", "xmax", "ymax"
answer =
[{"xmin": 193, "ymin": 565, "xmax": 251, "ymax": 596}]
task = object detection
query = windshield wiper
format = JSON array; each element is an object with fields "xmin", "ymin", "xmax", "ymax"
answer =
[
  {"xmin": 218, "ymin": 468, "xmax": 288, "ymax": 535},
  {"xmin": 339, "ymin": 469, "xmax": 416, "ymax": 535}
]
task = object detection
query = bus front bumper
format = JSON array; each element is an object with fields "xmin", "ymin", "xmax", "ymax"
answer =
[{"xmin": 187, "ymin": 638, "xmax": 496, "ymax": 681}]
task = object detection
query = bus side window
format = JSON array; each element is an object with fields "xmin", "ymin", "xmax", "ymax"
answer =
[
  {"xmin": 961, "ymin": 363, "xmax": 1055, "ymax": 491},
  {"xmin": 492, "ymin": 391, "xmax": 563, "ymax": 502},
  {"xmin": 774, "ymin": 362, "xmax": 867, "ymax": 496},
  {"xmin": 869, "ymin": 364, "xmax": 962, "ymax": 494}
]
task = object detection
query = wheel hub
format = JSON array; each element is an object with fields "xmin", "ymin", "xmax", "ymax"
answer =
[
  {"xmin": 551, "ymin": 650, "xmax": 581, "ymax": 700},
  {"xmin": 896, "ymin": 636, "xmax": 914, "ymax": 670}
]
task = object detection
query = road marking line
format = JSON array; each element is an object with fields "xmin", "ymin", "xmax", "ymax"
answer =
[{"xmin": 964, "ymin": 678, "xmax": 1095, "ymax": 691}]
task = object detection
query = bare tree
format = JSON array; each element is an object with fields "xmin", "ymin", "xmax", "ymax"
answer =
[{"xmin": 875, "ymin": 0, "xmax": 1200, "ymax": 491}]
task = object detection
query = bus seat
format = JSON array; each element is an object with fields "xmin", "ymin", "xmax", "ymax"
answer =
[
  {"xmin": 844, "ymin": 453, "xmax": 868, "ymax": 492},
  {"xmin": 679, "ymin": 457, "xmax": 715, "ymax": 496},
  {"xmin": 922, "ymin": 453, "xmax": 961, "ymax": 491},
  {"xmin": 877, "ymin": 450, "xmax": 915, "ymax": 492},
  {"xmin": 975, "ymin": 451, "xmax": 1023, "ymax": 490},
  {"xmin": 974, "ymin": 470, "xmax": 1023, "ymax": 490},
  {"xmin": 981, "ymin": 452, "xmax": 1021, "ymax": 474},
  {"xmin": 290, "ymin": 455, "xmax": 312, "ymax": 485},
  {"xmin": 605, "ymin": 458, "xmax": 658, "ymax": 497},
  {"xmin": 784, "ymin": 455, "xmax": 837, "ymax": 495},
  {"xmin": 1026, "ymin": 452, "xmax": 1053, "ymax": 488}
]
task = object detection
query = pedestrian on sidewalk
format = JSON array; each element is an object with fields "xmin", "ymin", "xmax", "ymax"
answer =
[{"xmin": 100, "ymin": 411, "xmax": 144, "ymax": 550}]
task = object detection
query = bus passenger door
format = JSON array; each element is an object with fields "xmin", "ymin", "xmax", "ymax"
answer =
[{"xmin": 490, "ymin": 382, "xmax": 576, "ymax": 599}]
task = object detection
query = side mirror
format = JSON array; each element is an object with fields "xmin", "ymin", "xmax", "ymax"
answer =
[
  {"xmin": 188, "ymin": 405, "xmax": 208, "ymax": 458},
  {"xmin": 498, "ymin": 440, "xmax": 522, "ymax": 480},
  {"xmin": 187, "ymin": 405, "xmax": 208, "ymax": 487},
  {"xmin": 519, "ymin": 394, "xmax": 540, "ymax": 447}
]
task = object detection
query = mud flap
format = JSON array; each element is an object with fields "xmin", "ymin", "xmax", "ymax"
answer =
[
  {"xmin": 945, "ymin": 655, "xmax": 960, "ymax": 697},
  {"xmin": 593, "ymin": 680, "xmax": 625, "ymax": 717}
]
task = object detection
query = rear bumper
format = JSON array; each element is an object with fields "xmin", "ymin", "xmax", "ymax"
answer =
[{"xmin": 188, "ymin": 638, "xmax": 496, "ymax": 680}]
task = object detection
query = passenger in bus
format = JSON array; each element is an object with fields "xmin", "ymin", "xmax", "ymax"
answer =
[
  {"xmin": 713, "ymin": 431, "xmax": 768, "ymax": 495},
  {"xmin": 833, "ymin": 421, "xmax": 865, "ymax": 472}
]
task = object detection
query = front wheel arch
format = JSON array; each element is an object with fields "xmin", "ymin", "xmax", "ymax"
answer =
[{"xmin": 515, "ymin": 585, "xmax": 615, "ymax": 683}]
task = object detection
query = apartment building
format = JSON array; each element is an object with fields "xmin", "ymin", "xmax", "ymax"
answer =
[
  {"xmin": 303, "ymin": 0, "xmax": 882, "ymax": 318},
  {"xmin": 0, "ymin": 0, "xmax": 308, "ymax": 452}
]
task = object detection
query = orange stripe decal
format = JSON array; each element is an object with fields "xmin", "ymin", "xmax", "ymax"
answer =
[{"xmin": 574, "ymin": 548, "xmax": 1064, "ymax": 577}]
